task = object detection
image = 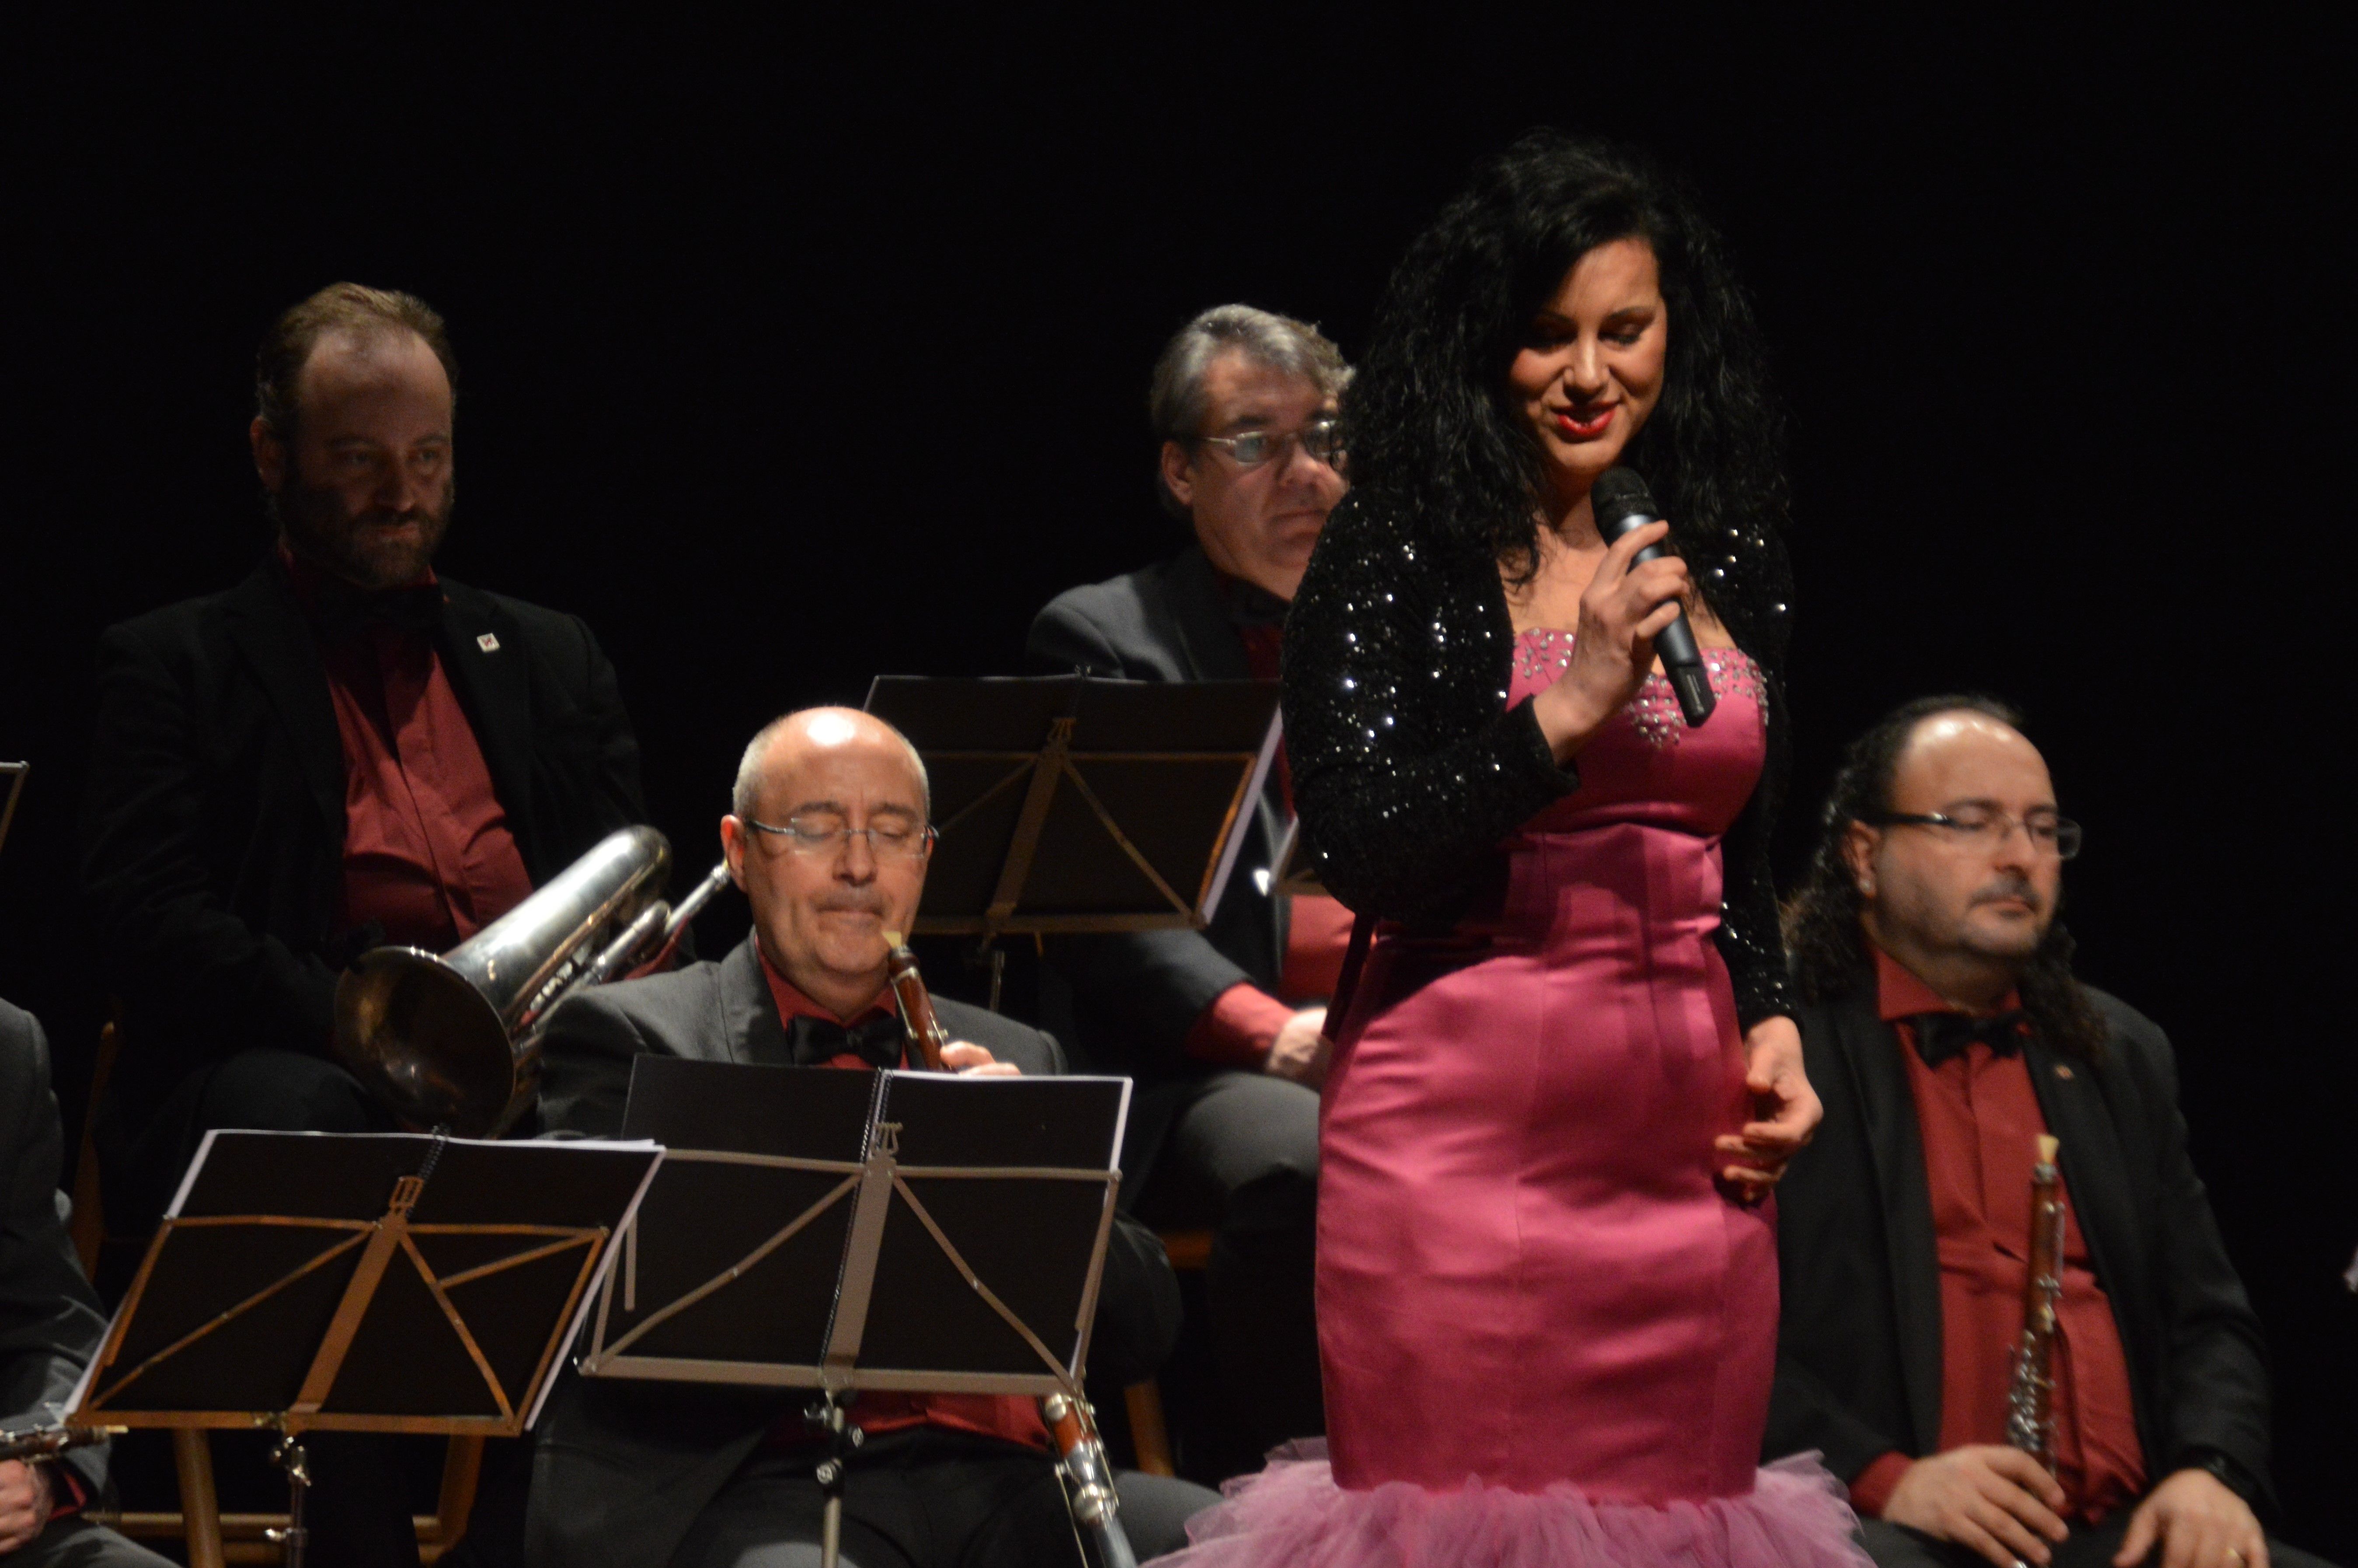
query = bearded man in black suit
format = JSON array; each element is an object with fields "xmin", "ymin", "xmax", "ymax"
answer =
[
  {"xmin": 80, "ymin": 282, "xmax": 646, "ymax": 1215},
  {"xmin": 527, "ymin": 707, "xmax": 1213, "ymax": 1568},
  {"xmin": 1026, "ymin": 304, "xmax": 1349, "ymax": 1475},
  {"xmin": 78, "ymin": 283, "xmax": 646, "ymax": 1568},
  {"xmin": 1768, "ymin": 697, "xmax": 2330, "ymax": 1568}
]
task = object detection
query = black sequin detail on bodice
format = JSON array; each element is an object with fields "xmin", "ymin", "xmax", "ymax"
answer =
[{"xmin": 1280, "ymin": 493, "xmax": 1797, "ymax": 1028}]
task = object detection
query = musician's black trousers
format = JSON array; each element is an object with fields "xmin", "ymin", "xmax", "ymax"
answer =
[
  {"xmin": 668, "ymin": 1430, "xmax": 1215, "ymax": 1568},
  {"xmin": 125, "ymin": 1049, "xmax": 421, "ymax": 1568},
  {"xmin": 125, "ymin": 1047, "xmax": 396, "ymax": 1224},
  {"xmin": 1858, "ymin": 1516, "xmax": 2338, "ymax": 1568},
  {"xmin": 1127, "ymin": 1070, "xmax": 1323, "ymax": 1481}
]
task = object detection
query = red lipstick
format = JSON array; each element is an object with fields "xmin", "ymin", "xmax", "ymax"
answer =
[{"xmin": 1553, "ymin": 406, "xmax": 1616, "ymax": 439}]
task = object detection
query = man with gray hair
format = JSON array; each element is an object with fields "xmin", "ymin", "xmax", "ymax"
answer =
[{"xmin": 1026, "ymin": 304, "xmax": 1350, "ymax": 1477}]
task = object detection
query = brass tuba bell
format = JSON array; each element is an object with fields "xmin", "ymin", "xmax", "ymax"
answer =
[{"xmin": 332, "ymin": 826, "xmax": 728, "ymax": 1137}]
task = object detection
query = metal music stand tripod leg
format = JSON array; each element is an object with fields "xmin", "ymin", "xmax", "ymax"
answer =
[
  {"xmin": 265, "ymin": 1427, "xmax": 310, "ymax": 1568},
  {"xmin": 808, "ymin": 1391, "xmax": 864, "ymax": 1568}
]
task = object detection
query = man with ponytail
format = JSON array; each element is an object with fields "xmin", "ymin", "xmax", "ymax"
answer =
[{"xmin": 1769, "ymin": 697, "xmax": 2323, "ymax": 1568}]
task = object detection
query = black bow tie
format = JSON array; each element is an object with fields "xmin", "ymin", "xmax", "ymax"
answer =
[
  {"xmin": 1220, "ymin": 577, "xmax": 1291, "ymax": 629},
  {"xmin": 1907, "ymin": 1009, "xmax": 2031, "ymax": 1068},
  {"xmin": 310, "ymin": 579, "xmax": 444, "ymax": 644},
  {"xmin": 785, "ymin": 1012, "xmax": 906, "ymax": 1070}
]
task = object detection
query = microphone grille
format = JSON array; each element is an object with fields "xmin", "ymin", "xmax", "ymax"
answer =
[{"xmin": 1589, "ymin": 467, "xmax": 1657, "ymax": 526}]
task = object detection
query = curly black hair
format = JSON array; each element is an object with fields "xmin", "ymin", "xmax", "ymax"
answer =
[
  {"xmin": 1343, "ymin": 130, "xmax": 1792, "ymax": 653},
  {"xmin": 1783, "ymin": 695, "xmax": 2109, "ymax": 1059}
]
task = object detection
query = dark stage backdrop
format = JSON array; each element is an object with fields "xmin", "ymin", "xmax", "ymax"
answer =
[{"xmin": 7, "ymin": 10, "xmax": 2353, "ymax": 1554}]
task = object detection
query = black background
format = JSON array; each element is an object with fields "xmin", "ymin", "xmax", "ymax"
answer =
[{"xmin": 6, "ymin": 9, "xmax": 2352, "ymax": 1554}]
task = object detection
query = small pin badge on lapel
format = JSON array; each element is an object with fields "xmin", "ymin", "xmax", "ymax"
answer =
[
  {"xmin": 477, "ymin": 633, "xmax": 501, "ymax": 653},
  {"xmin": 2055, "ymin": 1064, "xmax": 2074, "ymax": 1079}
]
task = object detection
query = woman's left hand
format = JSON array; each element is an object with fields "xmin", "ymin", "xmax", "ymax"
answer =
[{"xmin": 1716, "ymin": 1016, "xmax": 1820, "ymax": 1203}]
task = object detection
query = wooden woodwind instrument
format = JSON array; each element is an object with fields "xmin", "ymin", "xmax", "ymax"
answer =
[
  {"xmin": 881, "ymin": 931, "xmax": 950, "ymax": 1072},
  {"xmin": 1040, "ymin": 1391, "xmax": 1137, "ymax": 1568},
  {"xmin": 0, "ymin": 1422, "xmax": 122, "ymax": 1463},
  {"xmin": 2005, "ymin": 1133, "xmax": 2068, "ymax": 1471}
]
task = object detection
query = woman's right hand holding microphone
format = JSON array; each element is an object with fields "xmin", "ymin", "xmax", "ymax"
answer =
[{"xmin": 1530, "ymin": 519, "xmax": 1693, "ymax": 763}]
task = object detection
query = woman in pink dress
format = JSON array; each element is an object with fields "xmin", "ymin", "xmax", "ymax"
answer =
[{"xmin": 1163, "ymin": 134, "xmax": 1865, "ymax": 1567}]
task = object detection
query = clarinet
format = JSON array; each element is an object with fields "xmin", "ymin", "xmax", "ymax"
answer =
[
  {"xmin": 0, "ymin": 1424, "xmax": 120, "ymax": 1464},
  {"xmin": 2005, "ymin": 1134, "xmax": 2067, "ymax": 1471}
]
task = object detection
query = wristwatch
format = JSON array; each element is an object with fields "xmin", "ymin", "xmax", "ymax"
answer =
[{"xmin": 2187, "ymin": 1449, "xmax": 2259, "ymax": 1505}]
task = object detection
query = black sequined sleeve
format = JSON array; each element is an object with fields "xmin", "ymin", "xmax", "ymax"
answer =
[
  {"xmin": 1711, "ymin": 669, "xmax": 1795, "ymax": 1030},
  {"xmin": 1284, "ymin": 495, "xmax": 1799, "ymax": 1028},
  {"xmin": 1281, "ymin": 499, "xmax": 1578, "ymax": 923}
]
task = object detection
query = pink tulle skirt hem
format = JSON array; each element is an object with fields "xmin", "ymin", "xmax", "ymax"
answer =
[{"xmin": 1149, "ymin": 1445, "xmax": 1871, "ymax": 1568}]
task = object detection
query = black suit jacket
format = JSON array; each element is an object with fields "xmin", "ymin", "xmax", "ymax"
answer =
[
  {"xmin": 1025, "ymin": 544, "xmax": 1291, "ymax": 1082},
  {"xmin": 1767, "ymin": 979, "xmax": 2274, "ymax": 1511},
  {"xmin": 525, "ymin": 937, "xmax": 1182, "ymax": 1568},
  {"xmin": 80, "ymin": 557, "xmax": 645, "ymax": 1129},
  {"xmin": 1, "ymin": 1000, "xmax": 113, "ymax": 1504}
]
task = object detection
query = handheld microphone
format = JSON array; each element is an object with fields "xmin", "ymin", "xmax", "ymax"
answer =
[{"xmin": 1589, "ymin": 467, "xmax": 1715, "ymax": 728}]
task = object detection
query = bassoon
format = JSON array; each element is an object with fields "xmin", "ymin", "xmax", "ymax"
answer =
[
  {"xmin": 2005, "ymin": 1133, "xmax": 2067, "ymax": 1471},
  {"xmin": 868, "ymin": 937, "xmax": 1137, "ymax": 1567},
  {"xmin": 881, "ymin": 931, "xmax": 950, "ymax": 1072}
]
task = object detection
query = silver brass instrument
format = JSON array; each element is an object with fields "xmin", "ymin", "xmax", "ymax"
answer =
[{"xmin": 333, "ymin": 826, "xmax": 731, "ymax": 1138}]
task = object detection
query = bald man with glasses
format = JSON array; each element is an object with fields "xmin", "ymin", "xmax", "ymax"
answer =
[{"xmin": 525, "ymin": 708, "xmax": 1214, "ymax": 1568}]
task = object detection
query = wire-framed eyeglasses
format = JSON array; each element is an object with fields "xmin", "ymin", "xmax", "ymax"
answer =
[
  {"xmin": 1867, "ymin": 809, "xmax": 2083, "ymax": 861},
  {"xmin": 1195, "ymin": 417, "xmax": 1344, "ymax": 469},
  {"xmin": 741, "ymin": 813, "xmax": 937, "ymax": 862}
]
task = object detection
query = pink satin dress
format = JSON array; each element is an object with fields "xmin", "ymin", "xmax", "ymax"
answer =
[
  {"xmin": 1159, "ymin": 634, "xmax": 1863, "ymax": 1568},
  {"xmin": 1321, "ymin": 630, "xmax": 1773, "ymax": 1498}
]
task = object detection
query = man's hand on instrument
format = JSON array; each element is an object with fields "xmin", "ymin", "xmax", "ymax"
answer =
[
  {"xmin": 1265, "ymin": 1008, "xmax": 1330, "ymax": 1089},
  {"xmin": 1883, "ymin": 1445, "xmax": 2070, "ymax": 1568},
  {"xmin": 940, "ymin": 1041, "xmax": 1021, "ymax": 1078},
  {"xmin": 1715, "ymin": 1014, "xmax": 1820, "ymax": 1201},
  {"xmin": 2112, "ymin": 1467, "xmax": 2267, "ymax": 1568},
  {"xmin": 0, "ymin": 1457, "xmax": 56, "ymax": 1554}
]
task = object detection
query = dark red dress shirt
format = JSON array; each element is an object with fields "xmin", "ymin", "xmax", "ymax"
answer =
[
  {"xmin": 753, "ymin": 947, "xmax": 1051, "ymax": 1454},
  {"xmin": 1848, "ymin": 945, "xmax": 2148, "ymax": 1523},
  {"xmin": 45, "ymin": 1464, "xmax": 87, "ymax": 1521},
  {"xmin": 282, "ymin": 549, "xmax": 533, "ymax": 952},
  {"xmin": 1183, "ymin": 595, "xmax": 1354, "ymax": 1066}
]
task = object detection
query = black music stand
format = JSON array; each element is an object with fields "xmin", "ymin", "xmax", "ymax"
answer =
[
  {"xmin": 67, "ymin": 1130, "xmax": 661, "ymax": 1565},
  {"xmin": 864, "ymin": 675, "xmax": 1280, "ymax": 1003},
  {"xmin": 578, "ymin": 1056, "xmax": 1134, "ymax": 1566},
  {"xmin": 0, "ymin": 760, "xmax": 26, "ymax": 857}
]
